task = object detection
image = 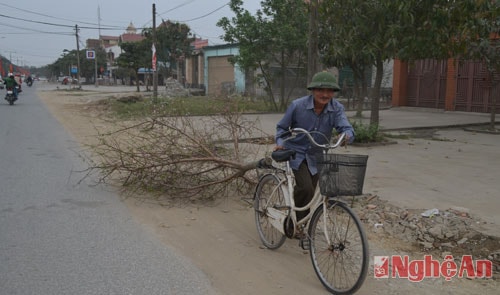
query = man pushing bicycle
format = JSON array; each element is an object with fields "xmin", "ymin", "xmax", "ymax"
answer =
[{"xmin": 274, "ymin": 71, "xmax": 355, "ymax": 221}]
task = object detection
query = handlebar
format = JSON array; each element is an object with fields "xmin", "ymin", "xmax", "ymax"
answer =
[
  {"xmin": 283, "ymin": 128, "xmax": 346, "ymax": 149},
  {"xmin": 256, "ymin": 128, "xmax": 347, "ymax": 169}
]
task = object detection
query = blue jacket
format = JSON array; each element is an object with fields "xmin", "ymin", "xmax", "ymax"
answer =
[{"xmin": 276, "ymin": 95, "xmax": 354, "ymax": 175}]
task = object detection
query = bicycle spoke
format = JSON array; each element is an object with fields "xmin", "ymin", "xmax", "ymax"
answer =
[
  {"xmin": 254, "ymin": 174, "xmax": 286, "ymax": 250},
  {"xmin": 309, "ymin": 202, "xmax": 368, "ymax": 294}
]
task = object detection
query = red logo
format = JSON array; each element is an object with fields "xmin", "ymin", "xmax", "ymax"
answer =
[{"xmin": 374, "ymin": 255, "xmax": 492, "ymax": 282}]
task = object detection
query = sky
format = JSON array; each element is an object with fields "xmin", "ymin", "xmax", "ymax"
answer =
[{"xmin": 0, "ymin": 0, "xmax": 262, "ymax": 67}]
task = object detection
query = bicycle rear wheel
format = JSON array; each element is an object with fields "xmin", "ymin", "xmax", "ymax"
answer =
[
  {"xmin": 308, "ymin": 201, "xmax": 368, "ymax": 294},
  {"xmin": 254, "ymin": 174, "xmax": 287, "ymax": 250}
]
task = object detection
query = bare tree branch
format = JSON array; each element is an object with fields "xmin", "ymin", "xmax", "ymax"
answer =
[{"xmin": 81, "ymin": 106, "xmax": 271, "ymax": 202}]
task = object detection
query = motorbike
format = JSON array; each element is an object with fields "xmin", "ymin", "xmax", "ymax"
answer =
[
  {"xmin": 26, "ymin": 80, "xmax": 33, "ymax": 87},
  {"xmin": 5, "ymin": 87, "xmax": 17, "ymax": 105}
]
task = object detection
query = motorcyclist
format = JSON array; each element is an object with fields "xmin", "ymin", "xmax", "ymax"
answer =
[
  {"xmin": 26, "ymin": 75, "xmax": 33, "ymax": 86},
  {"xmin": 3, "ymin": 73, "xmax": 19, "ymax": 98}
]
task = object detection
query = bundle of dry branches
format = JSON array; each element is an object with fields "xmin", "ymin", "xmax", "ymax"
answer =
[{"xmin": 83, "ymin": 109, "xmax": 272, "ymax": 202}]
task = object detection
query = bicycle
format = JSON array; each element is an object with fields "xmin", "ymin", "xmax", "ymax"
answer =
[{"xmin": 254, "ymin": 128, "xmax": 369, "ymax": 294}]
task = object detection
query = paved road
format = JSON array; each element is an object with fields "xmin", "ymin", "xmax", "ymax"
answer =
[{"xmin": 0, "ymin": 85, "xmax": 215, "ymax": 294}]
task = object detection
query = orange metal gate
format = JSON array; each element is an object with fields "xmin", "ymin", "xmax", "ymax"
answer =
[
  {"xmin": 405, "ymin": 59, "xmax": 499, "ymax": 113},
  {"xmin": 406, "ymin": 59, "xmax": 447, "ymax": 109},
  {"xmin": 455, "ymin": 60, "xmax": 500, "ymax": 112}
]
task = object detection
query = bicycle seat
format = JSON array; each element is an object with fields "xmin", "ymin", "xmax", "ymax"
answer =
[{"xmin": 271, "ymin": 149, "xmax": 296, "ymax": 162}]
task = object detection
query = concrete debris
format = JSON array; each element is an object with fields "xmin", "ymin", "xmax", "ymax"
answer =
[
  {"xmin": 352, "ymin": 194, "xmax": 500, "ymax": 276},
  {"xmin": 165, "ymin": 78, "xmax": 190, "ymax": 97},
  {"xmin": 421, "ymin": 208, "xmax": 440, "ymax": 218}
]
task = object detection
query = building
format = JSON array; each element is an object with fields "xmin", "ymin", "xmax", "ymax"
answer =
[
  {"xmin": 185, "ymin": 38, "xmax": 208, "ymax": 90},
  {"xmin": 202, "ymin": 44, "xmax": 245, "ymax": 96},
  {"xmin": 86, "ymin": 22, "xmax": 145, "ymax": 84},
  {"xmin": 185, "ymin": 42, "xmax": 247, "ymax": 96}
]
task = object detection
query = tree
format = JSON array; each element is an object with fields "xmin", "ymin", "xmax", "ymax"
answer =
[
  {"xmin": 48, "ymin": 48, "xmax": 107, "ymax": 84},
  {"xmin": 319, "ymin": 0, "xmax": 407, "ymax": 126},
  {"xmin": 451, "ymin": 1, "xmax": 500, "ymax": 130},
  {"xmin": 319, "ymin": 0, "xmax": 377, "ymax": 118},
  {"xmin": 49, "ymin": 49, "xmax": 77, "ymax": 79},
  {"xmin": 395, "ymin": 0, "xmax": 500, "ymax": 129},
  {"xmin": 143, "ymin": 20, "xmax": 194, "ymax": 80},
  {"xmin": 116, "ymin": 41, "xmax": 151, "ymax": 92},
  {"xmin": 218, "ymin": 0, "xmax": 309, "ymax": 111},
  {"xmin": 79, "ymin": 48, "xmax": 107, "ymax": 83},
  {"xmin": 319, "ymin": 0, "xmax": 500, "ymax": 128}
]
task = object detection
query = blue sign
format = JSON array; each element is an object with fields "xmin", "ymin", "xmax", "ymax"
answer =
[
  {"xmin": 71, "ymin": 66, "xmax": 78, "ymax": 74},
  {"xmin": 86, "ymin": 50, "xmax": 96, "ymax": 59}
]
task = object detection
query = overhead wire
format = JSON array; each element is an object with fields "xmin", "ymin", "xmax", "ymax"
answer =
[
  {"xmin": 0, "ymin": 1, "xmax": 120, "ymax": 28},
  {"xmin": 177, "ymin": 2, "xmax": 229, "ymax": 22},
  {"xmin": 0, "ymin": 1, "xmax": 237, "ymax": 65},
  {"xmin": 158, "ymin": 0, "xmax": 196, "ymax": 16},
  {"xmin": 0, "ymin": 20, "xmax": 73, "ymax": 35},
  {"xmin": 0, "ymin": 13, "xmax": 124, "ymax": 31}
]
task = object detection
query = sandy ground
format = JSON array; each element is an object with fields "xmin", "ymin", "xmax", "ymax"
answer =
[{"xmin": 37, "ymin": 86, "xmax": 498, "ymax": 295}]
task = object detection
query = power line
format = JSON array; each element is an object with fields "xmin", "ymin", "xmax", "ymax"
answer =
[
  {"xmin": 0, "ymin": 1, "xmax": 105, "ymax": 27},
  {"xmin": 158, "ymin": 0, "xmax": 196, "ymax": 16},
  {"xmin": 0, "ymin": 13, "xmax": 124, "ymax": 31},
  {"xmin": 177, "ymin": 2, "xmax": 229, "ymax": 22},
  {"xmin": 0, "ymin": 21, "xmax": 73, "ymax": 35}
]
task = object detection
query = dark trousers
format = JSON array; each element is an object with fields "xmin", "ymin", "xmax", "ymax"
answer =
[{"xmin": 293, "ymin": 161, "xmax": 319, "ymax": 221}]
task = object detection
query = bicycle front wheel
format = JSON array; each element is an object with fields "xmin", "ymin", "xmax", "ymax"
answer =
[
  {"xmin": 254, "ymin": 174, "xmax": 287, "ymax": 250},
  {"xmin": 308, "ymin": 201, "xmax": 369, "ymax": 294}
]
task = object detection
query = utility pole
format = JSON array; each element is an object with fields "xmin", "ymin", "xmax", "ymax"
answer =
[
  {"xmin": 75, "ymin": 24, "xmax": 82, "ymax": 88},
  {"xmin": 6, "ymin": 50, "xmax": 16, "ymax": 64},
  {"xmin": 152, "ymin": 3, "xmax": 158, "ymax": 98},
  {"xmin": 98, "ymin": 6, "xmax": 102, "ymax": 39},
  {"xmin": 307, "ymin": 0, "xmax": 320, "ymax": 82},
  {"xmin": 94, "ymin": 49, "xmax": 98, "ymax": 88}
]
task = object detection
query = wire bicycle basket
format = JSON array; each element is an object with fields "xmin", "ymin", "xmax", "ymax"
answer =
[{"xmin": 316, "ymin": 153, "xmax": 369, "ymax": 196}]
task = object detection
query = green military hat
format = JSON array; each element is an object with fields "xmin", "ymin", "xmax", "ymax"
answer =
[{"xmin": 307, "ymin": 71, "xmax": 340, "ymax": 91}]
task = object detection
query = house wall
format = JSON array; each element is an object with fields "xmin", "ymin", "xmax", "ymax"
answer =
[
  {"xmin": 185, "ymin": 53, "xmax": 204, "ymax": 89},
  {"xmin": 203, "ymin": 45, "xmax": 245, "ymax": 95}
]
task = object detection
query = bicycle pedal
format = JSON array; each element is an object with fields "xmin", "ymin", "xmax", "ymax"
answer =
[{"xmin": 299, "ymin": 238, "xmax": 310, "ymax": 251}]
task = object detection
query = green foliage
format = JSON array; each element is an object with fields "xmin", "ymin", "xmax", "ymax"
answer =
[
  {"xmin": 108, "ymin": 96, "xmax": 273, "ymax": 119},
  {"xmin": 217, "ymin": 0, "xmax": 309, "ymax": 111},
  {"xmin": 351, "ymin": 121, "xmax": 384, "ymax": 143},
  {"xmin": 319, "ymin": 0, "xmax": 500, "ymax": 127},
  {"xmin": 116, "ymin": 41, "xmax": 151, "ymax": 71},
  {"xmin": 48, "ymin": 48, "xmax": 107, "ymax": 81},
  {"xmin": 143, "ymin": 20, "xmax": 194, "ymax": 77}
]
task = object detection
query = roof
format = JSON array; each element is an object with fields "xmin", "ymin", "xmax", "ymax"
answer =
[
  {"xmin": 203, "ymin": 43, "xmax": 239, "ymax": 51},
  {"xmin": 101, "ymin": 35, "xmax": 120, "ymax": 41},
  {"xmin": 191, "ymin": 39, "xmax": 209, "ymax": 50},
  {"xmin": 121, "ymin": 33, "xmax": 145, "ymax": 43}
]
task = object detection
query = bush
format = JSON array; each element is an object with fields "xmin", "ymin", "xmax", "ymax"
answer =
[{"xmin": 351, "ymin": 121, "xmax": 384, "ymax": 143}]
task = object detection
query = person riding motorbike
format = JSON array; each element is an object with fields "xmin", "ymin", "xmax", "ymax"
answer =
[
  {"xmin": 3, "ymin": 73, "xmax": 19, "ymax": 98},
  {"xmin": 25, "ymin": 75, "xmax": 33, "ymax": 86}
]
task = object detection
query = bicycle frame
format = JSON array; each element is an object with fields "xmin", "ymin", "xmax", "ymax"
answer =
[
  {"xmin": 260, "ymin": 128, "xmax": 347, "ymax": 241},
  {"xmin": 263, "ymin": 156, "xmax": 328, "ymax": 240}
]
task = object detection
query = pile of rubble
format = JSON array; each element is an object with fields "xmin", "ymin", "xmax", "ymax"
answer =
[
  {"xmin": 350, "ymin": 194, "xmax": 500, "ymax": 276},
  {"xmin": 164, "ymin": 78, "xmax": 189, "ymax": 97}
]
